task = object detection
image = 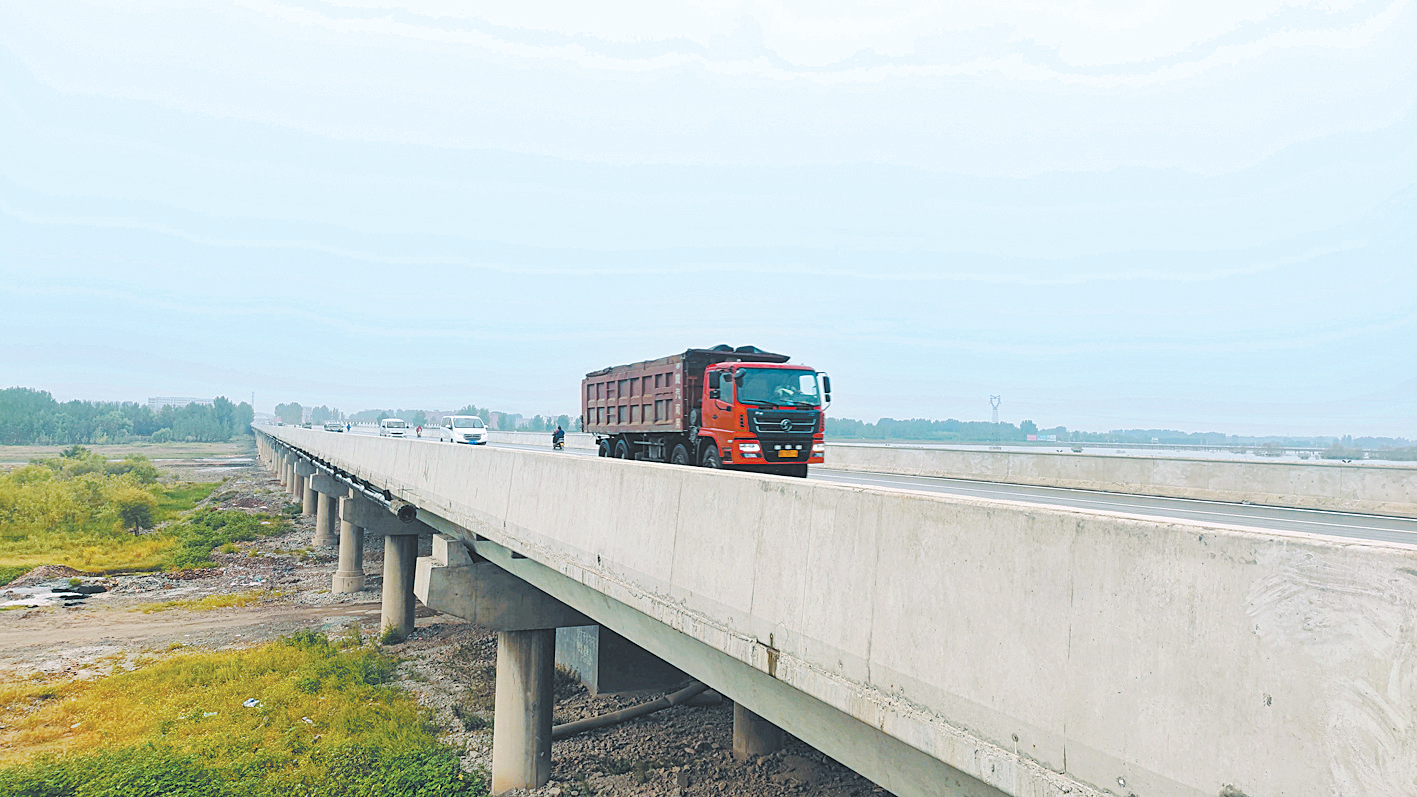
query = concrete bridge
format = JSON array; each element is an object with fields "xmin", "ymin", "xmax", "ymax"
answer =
[{"xmin": 254, "ymin": 426, "xmax": 1417, "ymax": 797}]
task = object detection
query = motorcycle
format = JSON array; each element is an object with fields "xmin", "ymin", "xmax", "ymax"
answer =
[{"xmin": 552, "ymin": 433, "xmax": 565, "ymax": 451}]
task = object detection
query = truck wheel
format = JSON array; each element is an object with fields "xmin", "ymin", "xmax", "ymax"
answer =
[
  {"xmin": 597, "ymin": 440, "xmax": 610, "ymax": 458},
  {"xmin": 701, "ymin": 447, "xmax": 721, "ymax": 468},
  {"xmin": 613, "ymin": 439, "xmax": 632, "ymax": 460},
  {"xmin": 670, "ymin": 444, "xmax": 691, "ymax": 466}
]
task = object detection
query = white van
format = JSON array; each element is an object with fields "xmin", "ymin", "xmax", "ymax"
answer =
[
  {"xmin": 378, "ymin": 418, "xmax": 409, "ymax": 437},
  {"xmin": 443, "ymin": 415, "xmax": 488, "ymax": 445}
]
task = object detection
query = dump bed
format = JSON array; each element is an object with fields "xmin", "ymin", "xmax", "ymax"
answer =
[{"xmin": 582, "ymin": 347, "xmax": 789, "ymax": 435}]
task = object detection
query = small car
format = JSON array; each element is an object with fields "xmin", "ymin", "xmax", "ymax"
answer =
[
  {"xmin": 323, "ymin": 421, "xmax": 344, "ymax": 432},
  {"xmin": 443, "ymin": 415, "xmax": 488, "ymax": 444},
  {"xmin": 379, "ymin": 418, "xmax": 409, "ymax": 437}
]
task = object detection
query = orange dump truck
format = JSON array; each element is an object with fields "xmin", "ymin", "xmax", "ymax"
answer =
[{"xmin": 582, "ymin": 345, "xmax": 831, "ymax": 477}]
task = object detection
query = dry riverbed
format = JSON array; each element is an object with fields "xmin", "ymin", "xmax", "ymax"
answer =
[{"xmin": 0, "ymin": 462, "xmax": 886, "ymax": 796}]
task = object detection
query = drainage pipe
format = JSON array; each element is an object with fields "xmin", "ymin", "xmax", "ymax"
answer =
[{"xmin": 551, "ymin": 681, "xmax": 709, "ymax": 740}]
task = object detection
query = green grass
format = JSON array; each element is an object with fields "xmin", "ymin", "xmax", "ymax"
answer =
[
  {"xmin": 0, "ymin": 630, "xmax": 488, "ymax": 796},
  {"xmin": 0, "ymin": 510, "xmax": 288, "ymax": 578},
  {"xmin": 0, "ymin": 565, "xmax": 29, "ymax": 588},
  {"xmin": 154, "ymin": 483, "xmax": 220, "ymax": 520}
]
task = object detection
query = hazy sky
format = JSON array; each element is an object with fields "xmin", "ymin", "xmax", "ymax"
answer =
[{"xmin": 2, "ymin": 1, "xmax": 1414, "ymax": 437}]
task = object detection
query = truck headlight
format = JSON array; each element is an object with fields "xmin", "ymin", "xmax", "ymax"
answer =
[
  {"xmin": 812, "ymin": 443, "xmax": 825, "ymax": 454},
  {"xmin": 738, "ymin": 442, "xmax": 761, "ymax": 453}
]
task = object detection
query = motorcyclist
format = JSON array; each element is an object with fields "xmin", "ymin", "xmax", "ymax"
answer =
[{"xmin": 552, "ymin": 425, "xmax": 565, "ymax": 449}]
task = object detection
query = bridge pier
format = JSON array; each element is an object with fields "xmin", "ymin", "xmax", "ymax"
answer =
[
  {"xmin": 307, "ymin": 470, "xmax": 344, "ymax": 549},
  {"xmin": 491, "ymin": 628, "xmax": 555, "ymax": 794},
  {"xmin": 382, "ymin": 534, "xmax": 418, "ymax": 637},
  {"xmin": 733, "ymin": 703, "xmax": 785, "ymax": 760},
  {"xmin": 332, "ymin": 497, "xmax": 366, "ymax": 593},
  {"xmin": 414, "ymin": 533, "xmax": 589, "ymax": 793},
  {"xmin": 341, "ymin": 495, "xmax": 423, "ymax": 639}
]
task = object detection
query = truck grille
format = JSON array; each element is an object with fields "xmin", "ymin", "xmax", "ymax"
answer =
[{"xmin": 749, "ymin": 410, "xmax": 818, "ymax": 436}]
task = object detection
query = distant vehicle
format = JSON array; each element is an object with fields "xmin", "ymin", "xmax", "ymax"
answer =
[
  {"xmin": 583, "ymin": 345, "xmax": 829, "ymax": 478},
  {"xmin": 323, "ymin": 420, "xmax": 344, "ymax": 432},
  {"xmin": 443, "ymin": 415, "xmax": 488, "ymax": 445},
  {"xmin": 379, "ymin": 418, "xmax": 409, "ymax": 437}
]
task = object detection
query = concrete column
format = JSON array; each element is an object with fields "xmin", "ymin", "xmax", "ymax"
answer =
[
  {"xmin": 313, "ymin": 491, "xmax": 339, "ymax": 547},
  {"xmin": 380, "ymin": 534, "xmax": 418, "ymax": 638},
  {"xmin": 332, "ymin": 499, "xmax": 366, "ymax": 594},
  {"xmin": 733, "ymin": 703, "xmax": 785, "ymax": 760},
  {"xmin": 491, "ymin": 629, "xmax": 555, "ymax": 793}
]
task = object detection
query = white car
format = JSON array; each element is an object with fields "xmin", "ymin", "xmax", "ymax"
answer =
[
  {"xmin": 379, "ymin": 418, "xmax": 409, "ymax": 437},
  {"xmin": 443, "ymin": 415, "xmax": 488, "ymax": 444}
]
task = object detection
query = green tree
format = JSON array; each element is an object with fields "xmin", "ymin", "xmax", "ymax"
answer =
[
  {"xmin": 113, "ymin": 485, "xmax": 158, "ymax": 535},
  {"xmin": 95, "ymin": 410, "xmax": 133, "ymax": 442},
  {"xmin": 275, "ymin": 402, "xmax": 304, "ymax": 425}
]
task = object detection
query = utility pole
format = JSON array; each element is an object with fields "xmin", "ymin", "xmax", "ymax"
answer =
[{"xmin": 990, "ymin": 395, "xmax": 1001, "ymax": 425}]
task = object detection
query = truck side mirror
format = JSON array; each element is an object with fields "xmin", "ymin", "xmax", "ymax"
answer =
[
  {"xmin": 821, "ymin": 373, "xmax": 832, "ymax": 403},
  {"xmin": 709, "ymin": 388, "xmax": 721, "ymax": 399}
]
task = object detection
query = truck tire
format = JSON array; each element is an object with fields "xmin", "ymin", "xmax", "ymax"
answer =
[
  {"xmin": 597, "ymin": 440, "xmax": 610, "ymax": 458},
  {"xmin": 613, "ymin": 439, "xmax": 632, "ymax": 460},
  {"xmin": 670, "ymin": 444, "xmax": 691, "ymax": 466},
  {"xmin": 701, "ymin": 447, "xmax": 721, "ymax": 468}
]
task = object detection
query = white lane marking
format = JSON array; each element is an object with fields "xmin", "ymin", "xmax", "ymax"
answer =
[{"xmin": 812, "ymin": 472, "xmax": 1417, "ymax": 536}]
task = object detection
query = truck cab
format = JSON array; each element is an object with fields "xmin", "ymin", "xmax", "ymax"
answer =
[{"xmin": 698, "ymin": 363, "xmax": 828, "ymax": 476}]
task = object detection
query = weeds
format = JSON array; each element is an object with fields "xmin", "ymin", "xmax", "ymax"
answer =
[
  {"xmin": 132, "ymin": 589, "xmax": 284, "ymax": 614},
  {"xmin": 0, "ymin": 631, "xmax": 488, "ymax": 795}
]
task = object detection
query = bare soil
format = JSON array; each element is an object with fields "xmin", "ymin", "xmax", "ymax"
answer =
[{"xmin": 0, "ymin": 462, "xmax": 887, "ymax": 796}]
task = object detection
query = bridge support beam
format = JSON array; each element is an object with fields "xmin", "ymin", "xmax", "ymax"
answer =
[
  {"xmin": 381, "ymin": 534, "xmax": 418, "ymax": 639},
  {"xmin": 491, "ymin": 628, "xmax": 555, "ymax": 794},
  {"xmin": 733, "ymin": 703, "xmax": 785, "ymax": 760}
]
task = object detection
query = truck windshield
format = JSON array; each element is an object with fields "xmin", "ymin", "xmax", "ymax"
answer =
[{"xmin": 735, "ymin": 369, "xmax": 820, "ymax": 407}]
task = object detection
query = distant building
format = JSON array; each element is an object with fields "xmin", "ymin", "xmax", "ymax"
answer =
[{"xmin": 148, "ymin": 397, "xmax": 214, "ymax": 412}]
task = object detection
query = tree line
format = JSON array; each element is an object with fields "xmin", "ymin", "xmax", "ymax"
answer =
[{"xmin": 0, "ymin": 388, "xmax": 254, "ymax": 445}]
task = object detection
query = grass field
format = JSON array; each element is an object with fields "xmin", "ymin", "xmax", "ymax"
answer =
[
  {"xmin": 0, "ymin": 630, "xmax": 488, "ymax": 795},
  {"xmin": 0, "ymin": 440, "xmax": 247, "ymax": 465}
]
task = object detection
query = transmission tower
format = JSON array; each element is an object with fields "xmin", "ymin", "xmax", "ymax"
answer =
[{"xmin": 990, "ymin": 395, "xmax": 1001, "ymax": 425}]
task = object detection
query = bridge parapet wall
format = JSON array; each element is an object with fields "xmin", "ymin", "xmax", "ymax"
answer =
[
  {"xmin": 825, "ymin": 443, "xmax": 1417, "ymax": 518},
  {"xmin": 259, "ymin": 426, "xmax": 1417, "ymax": 797}
]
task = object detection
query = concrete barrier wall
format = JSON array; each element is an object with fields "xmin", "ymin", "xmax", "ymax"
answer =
[
  {"xmin": 487, "ymin": 430, "xmax": 597, "ymax": 450},
  {"xmin": 825, "ymin": 444, "xmax": 1417, "ymax": 518},
  {"xmin": 264, "ymin": 427, "xmax": 1417, "ymax": 797}
]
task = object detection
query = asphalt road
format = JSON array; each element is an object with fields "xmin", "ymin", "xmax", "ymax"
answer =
[{"xmin": 331, "ymin": 427, "xmax": 1417, "ymax": 546}]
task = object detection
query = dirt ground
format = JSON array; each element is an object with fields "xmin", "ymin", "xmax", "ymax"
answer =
[{"xmin": 0, "ymin": 461, "xmax": 888, "ymax": 796}]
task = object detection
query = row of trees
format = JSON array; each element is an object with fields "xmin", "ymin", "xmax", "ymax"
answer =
[
  {"xmin": 0, "ymin": 388, "xmax": 254, "ymax": 445},
  {"xmin": 273, "ymin": 403, "xmax": 343, "ymax": 425}
]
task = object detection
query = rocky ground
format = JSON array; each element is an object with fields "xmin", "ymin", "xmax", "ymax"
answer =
[{"xmin": 0, "ymin": 460, "xmax": 889, "ymax": 796}]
